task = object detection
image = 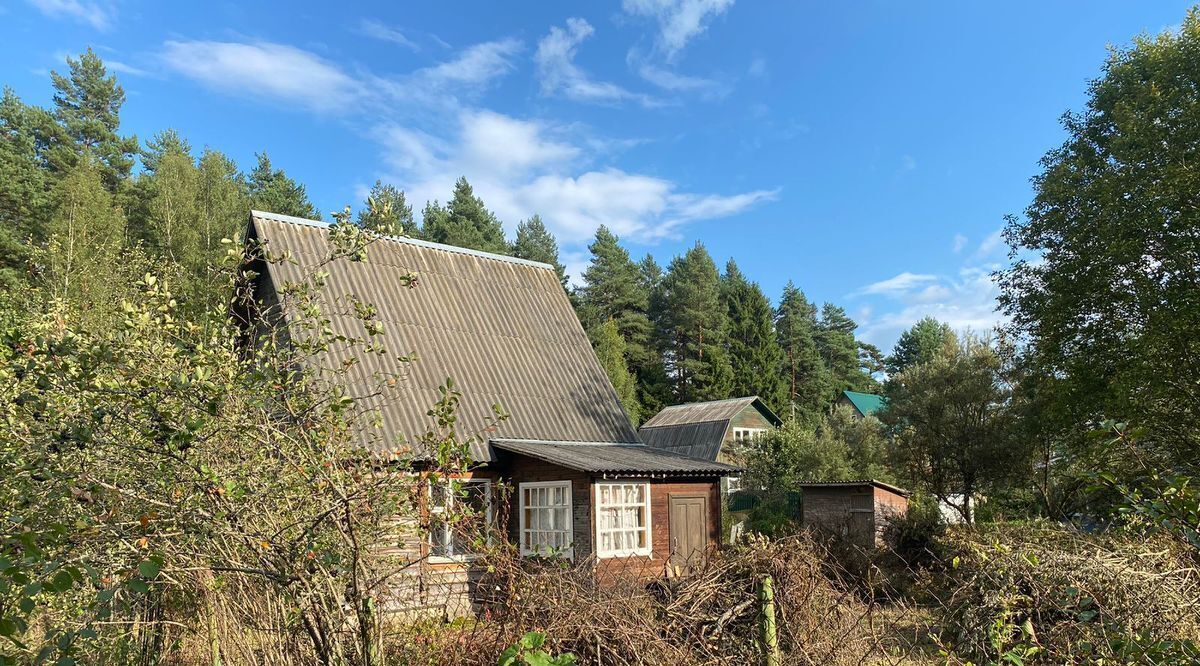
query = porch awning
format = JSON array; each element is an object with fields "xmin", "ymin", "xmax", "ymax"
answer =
[{"xmin": 490, "ymin": 439, "xmax": 741, "ymax": 477}]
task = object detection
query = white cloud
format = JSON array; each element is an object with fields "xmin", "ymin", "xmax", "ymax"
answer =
[
  {"xmin": 536, "ymin": 18, "xmax": 656, "ymax": 106},
  {"xmin": 161, "ymin": 41, "xmax": 364, "ymax": 113},
  {"xmin": 857, "ymin": 271, "xmax": 937, "ymax": 296},
  {"xmin": 747, "ymin": 55, "xmax": 767, "ymax": 79},
  {"xmin": 622, "ymin": 0, "xmax": 735, "ymax": 61},
  {"xmin": 410, "ymin": 38, "xmax": 521, "ymax": 89},
  {"xmin": 975, "ymin": 228, "xmax": 1004, "ymax": 258},
  {"xmin": 358, "ymin": 19, "xmax": 420, "ymax": 51},
  {"xmin": 635, "ymin": 62, "xmax": 721, "ymax": 94},
  {"xmin": 858, "ymin": 266, "xmax": 1004, "ymax": 348},
  {"xmin": 952, "ymin": 233, "xmax": 968, "ymax": 253},
  {"xmin": 106, "ymin": 60, "xmax": 148, "ymax": 77},
  {"xmin": 26, "ymin": 0, "xmax": 112, "ymax": 30},
  {"xmin": 376, "ymin": 109, "xmax": 775, "ymax": 245}
]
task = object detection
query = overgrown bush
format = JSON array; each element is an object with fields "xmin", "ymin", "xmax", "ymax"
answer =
[
  {"xmin": 933, "ymin": 524, "xmax": 1200, "ymax": 664},
  {"xmin": 882, "ymin": 493, "xmax": 948, "ymax": 569}
]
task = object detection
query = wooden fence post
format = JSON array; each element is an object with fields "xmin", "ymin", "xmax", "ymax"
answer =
[{"xmin": 759, "ymin": 575, "xmax": 780, "ymax": 666}]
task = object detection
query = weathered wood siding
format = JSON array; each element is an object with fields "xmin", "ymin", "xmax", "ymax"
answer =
[{"xmin": 593, "ymin": 479, "xmax": 721, "ymax": 579}]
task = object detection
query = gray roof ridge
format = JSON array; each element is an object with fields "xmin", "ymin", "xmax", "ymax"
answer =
[
  {"xmin": 251, "ymin": 209, "xmax": 556, "ymax": 271},
  {"xmin": 639, "ymin": 417, "xmax": 733, "ymax": 429},
  {"xmin": 490, "ymin": 437, "xmax": 643, "ymax": 446}
]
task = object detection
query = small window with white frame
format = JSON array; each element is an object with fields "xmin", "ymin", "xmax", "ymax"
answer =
[
  {"xmin": 595, "ymin": 481, "xmax": 652, "ymax": 557},
  {"xmin": 519, "ymin": 481, "xmax": 574, "ymax": 558},
  {"xmin": 428, "ymin": 477, "xmax": 492, "ymax": 561},
  {"xmin": 725, "ymin": 475, "xmax": 743, "ymax": 493},
  {"xmin": 732, "ymin": 427, "xmax": 767, "ymax": 443}
]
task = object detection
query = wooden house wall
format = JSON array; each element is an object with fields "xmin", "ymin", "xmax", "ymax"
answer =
[{"xmin": 593, "ymin": 478, "xmax": 721, "ymax": 579}]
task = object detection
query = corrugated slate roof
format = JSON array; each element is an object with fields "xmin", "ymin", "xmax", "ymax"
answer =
[
  {"xmin": 637, "ymin": 421, "xmax": 729, "ymax": 460},
  {"xmin": 798, "ymin": 479, "xmax": 911, "ymax": 496},
  {"xmin": 640, "ymin": 396, "xmax": 780, "ymax": 428},
  {"xmin": 491, "ymin": 439, "xmax": 740, "ymax": 476},
  {"xmin": 842, "ymin": 391, "xmax": 886, "ymax": 417},
  {"xmin": 637, "ymin": 396, "xmax": 780, "ymax": 462},
  {"xmin": 248, "ymin": 211, "xmax": 640, "ymax": 461}
]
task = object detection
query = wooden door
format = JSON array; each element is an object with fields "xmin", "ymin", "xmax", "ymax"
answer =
[{"xmin": 669, "ymin": 494, "xmax": 709, "ymax": 574}]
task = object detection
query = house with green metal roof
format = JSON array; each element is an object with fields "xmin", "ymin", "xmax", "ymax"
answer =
[{"xmin": 837, "ymin": 390, "xmax": 886, "ymax": 418}]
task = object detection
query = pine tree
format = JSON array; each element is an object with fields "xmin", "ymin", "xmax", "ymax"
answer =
[
  {"xmin": 721, "ymin": 259, "xmax": 787, "ymax": 411},
  {"xmin": 48, "ymin": 48, "xmax": 139, "ymax": 191},
  {"xmin": 0, "ymin": 89, "xmax": 51, "ymax": 288},
  {"xmin": 420, "ymin": 177, "xmax": 507, "ymax": 253},
  {"xmin": 593, "ymin": 319, "xmax": 640, "ymax": 425},
  {"xmin": 656, "ymin": 242, "xmax": 734, "ymax": 402},
  {"xmin": 356, "ymin": 180, "xmax": 412, "ymax": 236},
  {"xmin": 775, "ymin": 282, "xmax": 827, "ymax": 419},
  {"xmin": 246, "ymin": 153, "xmax": 318, "ymax": 218},
  {"xmin": 511, "ymin": 214, "xmax": 567, "ymax": 286},
  {"xmin": 816, "ymin": 303, "xmax": 878, "ymax": 395}
]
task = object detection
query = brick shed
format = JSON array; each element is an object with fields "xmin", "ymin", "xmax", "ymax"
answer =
[{"xmin": 799, "ymin": 480, "xmax": 910, "ymax": 548}]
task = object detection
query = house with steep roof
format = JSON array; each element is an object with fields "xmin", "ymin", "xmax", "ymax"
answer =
[
  {"xmin": 638, "ymin": 396, "xmax": 782, "ymax": 540},
  {"xmin": 241, "ymin": 211, "xmax": 737, "ymax": 613},
  {"xmin": 836, "ymin": 390, "xmax": 886, "ymax": 419}
]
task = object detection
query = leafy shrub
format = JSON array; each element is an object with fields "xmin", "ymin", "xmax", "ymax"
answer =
[
  {"xmin": 882, "ymin": 493, "xmax": 948, "ymax": 568},
  {"xmin": 933, "ymin": 524, "xmax": 1200, "ymax": 664}
]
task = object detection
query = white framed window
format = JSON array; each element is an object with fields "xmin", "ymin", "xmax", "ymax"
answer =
[
  {"xmin": 428, "ymin": 478, "xmax": 492, "ymax": 561},
  {"xmin": 725, "ymin": 476, "xmax": 743, "ymax": 493},
  {"xmin": 594, "ymin": 481, "xmax": 652, "ymax": 558},
  {"xmin": 732, "ymin": 427, "xmax": 767, "ymax": 443},
  {"xmin": 519, "ymin": 481, "xmax": 574, "ymax": 558}
]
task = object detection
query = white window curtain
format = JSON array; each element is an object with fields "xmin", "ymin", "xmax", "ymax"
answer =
[
  {"xmin": 595, "ymin": 482, "xmax": 651, "ymax": 557},
  {"xmin": 519, "ymin": 481, "xmax": 573, "ymax": 558}
]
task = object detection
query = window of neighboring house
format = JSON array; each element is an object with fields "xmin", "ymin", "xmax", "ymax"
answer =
[
  {"xmin": 429, "ymin": 478, "xmax": 492, "ymax": 561},
  {"xmin": 725, "ymin": 476, "xmax": 743, "ymax": 493},
  {"xmin": 732, "ymin": 427, "xmax": 767, "ymax": 443},
  {"xmin": 594, "ymin": 481, "xmax": 652, "ymax": 558},
  {"xmin": 519, "ymin": 481, "xmax": 574, "ymax": 558}
]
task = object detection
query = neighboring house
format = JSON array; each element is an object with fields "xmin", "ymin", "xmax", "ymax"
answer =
[
  {"xmin": 638, "ymin": 396, "xmax": 782, "ymax": 541},
  {"xmin": 836, "ymin": 390, "xmax": 886, "ymax": 419},
  {"xmin": 798, "ymin": 480, "xmax": 910, "ymax": 548},
  {"xmin": 241, "ymin": 211, "xmax": 737, "ymax": 615}
]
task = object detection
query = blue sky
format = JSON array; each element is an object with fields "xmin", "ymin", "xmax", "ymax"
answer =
[{"xmin": 2, "ymin": 1, "xmax": 1193, "ymax": 350}]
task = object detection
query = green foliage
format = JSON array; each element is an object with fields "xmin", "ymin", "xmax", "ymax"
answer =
[
  {"xmin": 511, "ymin": 215, "xmax": 567, "ymax": 287},
  {"xmin": 655, "ymin": 242, "xmax": 733, "ymax": 402},
  {"xmin": 721, "ymin": 260, "xmax": 787, "ymax": 412},
  {"xmin": 357, "ymin": 179, "xmax": 412, "ymax": 236},
  {"xmin": 999, "ymin": 12, "xmax": 1200, "ymax": 481},
  {"xmin": 775, "ymin": 282, "xmax": 827, "ymax": 420},
  {"xmin": 822, "ymin": 405, "xmax": 891, "ymax": 482},
  {"xmin": 881, "ymin": 336, "xmax": 1020, "ymax": 523},
  {"xmin": 815, "ymin": 303, "xmax": 877, "ymax": 396},
  {"xmin": 47, "ymin": 48, "xmax": 139, "ymax": 191},
  {"xmin": 887, "ymin": 316, "xmax": 957, "ymax": 377},
  {"xmin": 42, "ymin": 158, "xmax": 130, "ymax": 319},
  {"xmin": 592, "ymin": 319, "xmax": 640, "ymax": 425},
  {"xmin": 246, "ymin": 152, "xmax": 318, "ymax": 218},
  {"xmin": 420, "ymin": 177, "xmax": 507, "ymax": 253},
  {"xmin": 497, "ymin": 631, "xmax": 576, "ymax": 666}
]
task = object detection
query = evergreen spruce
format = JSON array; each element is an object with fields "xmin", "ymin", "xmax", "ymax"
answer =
[
  {"xmin": 511, "ymin": 214, "xmax": 568, "ymax": 286},
  {"xmin": 655, "ymin": 242, "xmax": 733, "ymax": 402},
  {"xmin": 420, "ymin": 177, "xmax": 507, "ymax": 253},
  {"xmin": 246, "ymin": 153, "xmax": 318, "ymax": 219},
  {"xmin": 816, "ymin": 303, "xmax": 878, "ymax": 395},
  {"xmin": 775, "ymin": 281, "xmax": 827, "ymax": 419},
  {"xmin": 721, "ymin": 259, "xmax": 787, "ymax": 412}
]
